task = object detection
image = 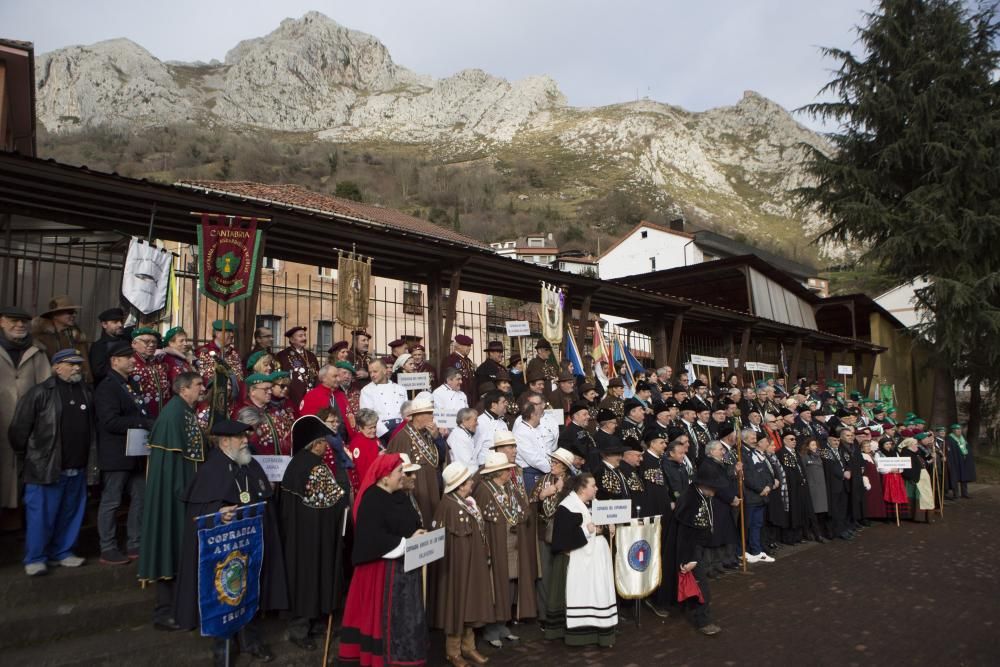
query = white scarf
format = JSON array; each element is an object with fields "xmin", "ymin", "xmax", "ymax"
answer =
[{"xmin": 559, "ymin": 491, "xmax": 593, "ymax": 539}]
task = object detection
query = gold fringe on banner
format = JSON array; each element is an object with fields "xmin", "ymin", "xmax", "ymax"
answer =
[{"xmin": 336, "ymin": 251, "xmax": 372, "ymax": 330}]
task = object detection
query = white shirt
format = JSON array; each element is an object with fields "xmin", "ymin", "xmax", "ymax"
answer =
[
  {"xmin": 432, "ymin": 383, "xmax": 468, "ymax": 414},
  {"xmin": 473, "ymin": 411, "xmax": 508, "ymax": 466},
  {"xmin": 513, "ymin": 418, "xmax": 552, "ymax": 473},
  {"xmin": 447, "ymin": 427, "xmax": 477, "ymax": 473},
  {"xmin": 360, "ymin": 381, "xmax": 408, "ymax": 434}
]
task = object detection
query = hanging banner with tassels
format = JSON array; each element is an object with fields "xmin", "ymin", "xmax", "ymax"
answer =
[
  {"xmin": 540, "ymin": 282, "xmax": 564, "ymax": 346},
  {"xmin": 121, "ymin": 238, "xmax": 173, "ymax": 318},
  {"xmin": 196, "ymin": 214, "xmax": 265, "ymax": 306},
  {"xmin": 614, "ymin": 517, "xmax": 662, "ymax": 599},
  {"xmin": 336, "ymin": 251, "xmax": 372, "ymax": 330}
]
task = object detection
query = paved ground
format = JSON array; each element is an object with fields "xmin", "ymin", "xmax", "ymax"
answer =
[{"xmin": 464, "ymin": 484, "xmax": 1000, "ymax": 667}]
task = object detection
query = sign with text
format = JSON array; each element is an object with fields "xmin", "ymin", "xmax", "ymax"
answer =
[
  {"xmin": 744, "ymin": 361, "xmax": 778, "ymax": 373},
  {"xmin": 689, "ymin": 355, "xmax": 729, "ymax": 368},
  {"xmin": 126, "ymin": 428, "xmax": 150, "ymax": 457},
  {"xmin": 404, "ymin": 527, "xmax": 446, "ymax": 572},
  {"xmin": 837, "ymin": 365, "xmax": 853, "ymax": 375},
  {"xmin": 542, "ymin": 408, "xmax": 565, "ymax": 431},
  {"xmin": 397, "ymin": 372, "xmax": 431, "ymax": 391},
  {"xmin": 592, "ymin": 498, "xmax": 632, "ymax": 525},
  {"xmin": 505, "ymin": 320, "xmax": 532, "ymax": 337},
  {"xmin": 876, "ymin": 456, "xmax": 912, "ymax": 472},
  {"xmin": 434, "ymin": 408, "xmax": 459, "ymax": 429},
  {"xmin": 252, "ymin": 455, "xmax": 292, "ymax": 482}
]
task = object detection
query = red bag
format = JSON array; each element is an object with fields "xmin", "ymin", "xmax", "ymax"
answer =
[{"xmin": 677, "ymin": 570, "xmax": 705, "ymax": 603}]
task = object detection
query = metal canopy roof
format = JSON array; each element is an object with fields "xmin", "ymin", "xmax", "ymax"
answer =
[{"xmin": 0, "ymin": 152, "xmax": 882, "ymax": 352}]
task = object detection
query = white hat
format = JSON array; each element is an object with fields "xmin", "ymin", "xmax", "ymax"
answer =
[
  {"xmin": 443, "ymin": 462, "xmax": 474, "ymax": 494},
  {"xmin": 480, "ymin": 451, "xmax": 517, "ymax": 475},
  {"xmin": 548, "ymin": 447, "xmax": 575, "ymax": 470},
  {"xmin": 398, "ymin": 453, "xmax": 422, "ymax": 474},
  {"xmin": 490, "ymin": 430, "xmax": 516, "ymax": 449},
  {"xmin": 404, "ymin": 395, "xmax": 434, "ymax": 417},
  {"xmin": 393, "ymin": 353, "xmax": 413, "ymax": 373}
]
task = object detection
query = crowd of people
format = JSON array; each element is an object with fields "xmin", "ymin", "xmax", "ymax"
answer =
[{"xmin": 0, "ymin": 296, "xmax": 980, "ymax": 667}]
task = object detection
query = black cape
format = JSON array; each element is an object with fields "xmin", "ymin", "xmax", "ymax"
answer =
[
  {"xmin": 658, "ymin": 484, "xmax": 712, "ymax": 607},
  {"xmin": 174, "ymin": 447, "xmax": 289, "ymax": 630},
  {"xmin": 279, "ymin": 448, "xmax": 350, "ymax": 620}
]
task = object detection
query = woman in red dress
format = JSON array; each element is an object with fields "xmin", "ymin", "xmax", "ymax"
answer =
[
  {"xmin": 875, "ymin": 437, "xmax": 909, "ymax": 522},
  {"xmin": 861, "ymin": 439, "xmax": 887, "ymax": 520},
  {"xmin": 338, "ymin": 453, "xmax": 427, "ymax": 667}
]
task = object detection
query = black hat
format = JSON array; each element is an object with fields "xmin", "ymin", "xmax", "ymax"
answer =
[
  {"xmin": 836, "ymin": 408, "xmax": 852, "ymax": 418},
  {"xmin": 596, "ymin": 408, "xmax": 618, "ymax": 423},
  {"xmin": 535, "ymin": 339, "xmax": 552, "ymax": 350},
  {"xmin": 796, "ymin": 404, "xmax": 813, "ymax": 414},
  {"xmin": 653, "ymin": 400, "xmax": 671, "ymax": 415},
  {"xmin": 672, "ymin": 384, "xmax": 688, "ymax": 394},
  {"xmin": 643, "ymin": 428, "xmax": 666, "ymax": 445},
  {"xmin": 598, "ymin": 437, "xmax": 627, "ymax": 456},
  {"xmin": 569, "ymin": 401, "xmax": 591, "ymax": 416},
  {"xmin": 665, "ymin": 397, "xmax": 680, "ymax": 408},
  {"xmin": 679, "ymin": 399, "xmax": 698, "ymax": 413},
  {"xmin": 484, "ymin": 341, "xmax": 505, "ymax": 353},
  {"xmin": 108, "ymin": 341, "xmax": 133, "ymax": 358},
  {"xmin": 0, "ymin": 305, "xmax": 31, "ymax": 320},
  {"xmin": 635, "ymin": 381, "xmax": 653, "ymax": 393},
  {"xmin": 689, "ymin": 379, "xmax": 706, "ymax": 389},
  {"xmin": 285, "ymin": 326, "xmax": 306, "ymax": 338},
  {"xmin": 291, "ymin": 415, "xmax": 333, "ymax": 454},
  {"xmin": 716, "ymin": 422, "xmax": 735, "ymax": 439},
  {"xmin": 694, "ymin": 461, "xmax": 730, "ymax": 491},
  {"xmin": 779, "ymin": 407, "xmax": 795, "ymax": 417},
  {"xmin": 210, "ymin": 419, "xmax": 253, "ymax": 436},
  {"xmin": 623, "ymin": 398, "xmax": 644, "ymax": 414},
  {"xmin": 97, "ymin": 307, "xmax": 125, "ymax": 322},
  {"xmin": 666, "ymin": 425, "xmax": 687, "ymax": 441}
]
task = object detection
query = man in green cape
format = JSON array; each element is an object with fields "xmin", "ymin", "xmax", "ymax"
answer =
[{"xmin": 138, "ymin": 370, "xmax": 206, "ymax": 631}]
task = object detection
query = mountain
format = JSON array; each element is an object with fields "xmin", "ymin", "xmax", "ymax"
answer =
[{"xmin": 33, "ymin": 11, "xmax": 836, "ymax": 263}]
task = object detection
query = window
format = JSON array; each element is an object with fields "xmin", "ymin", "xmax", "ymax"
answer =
[
  {"xmin": 317, "ymin": 266, "xmax": 335, "ymax": 279},
  {"xmin": 650, "ymin": 257, "xmax": 656, "ymax": 271},
  {"xmin": 317, "ymin": 320, "xmax": 333, "ymax": 356},
  {"xmin": 641, "ymin": 230, "xmax": 649, "ymax": 239},
  {"xmin": 262, "ymin": 256, "xmax": 280, "ymax": 270},
  {"xmin": 403, "ymin": 281, "xmax": 423, "ymax": 315},
  {"xmin": 256, "ymin": 315, "xmax": 281, "ymax": 344},
  {"xmin": 527, "ymin": 237, "xmax": 545, "ymax": 248}
]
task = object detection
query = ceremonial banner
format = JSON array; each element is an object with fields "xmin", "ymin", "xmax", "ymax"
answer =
[
  {"xmin": 614, "ymin": 517, "xmax": 662, "ymax": 599},
  {"xmin": 540, "ymin": 282, "xmax": 564, "ymax": 346},
  {"xmin": 196, "ymin": 503, "xmax": 265, "ymax": 638},
  {"xmin": 196, "ymin": 214, "xmax": 264, "ymax": 306},
  {"xmin": 122, "ymin": 238, "xmax": 173, "ymax": 317},
  {"xmin": 564, "ymin": 326, "xmax": 585, "ymax": 376},
  {"xmin": 336, "ymin": 252, "xmax": 372, "ymax": 330},
  {"xmin": 592, "ymin": 324, "xmax": 615, "ymax": 389}
]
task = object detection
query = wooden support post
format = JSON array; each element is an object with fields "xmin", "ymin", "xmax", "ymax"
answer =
[
  {"xmin": 789, "ymin": 338, "xmax": 803, "ymax": 382},
  {"xmin": 667, "ymin": 312, "xmax": 684, "ymax": 370},
  {"xmin": 576, "ymin": 291, "xmax": 592, "ymax": 355},
  {"xmin": 440, "ymin": 266, "xmax": 462, "ymax": 356},
  {"xmin": 823, "ymin": 348, "xmax": 834, "ymax": 385},
  {"xmin": 655, "ymin": 316, "xmax": 669, "ymax": 368},
  {"xmin": 861, "ymin": 351, "xmax": 877, "ymax": 397},
  {"xmin": 736, "ymin": 327, "xmax": 752, "ymax": 387},
  {"xmin": 426, "ymin": 271, "xmax": 443, "ymax": 368}
]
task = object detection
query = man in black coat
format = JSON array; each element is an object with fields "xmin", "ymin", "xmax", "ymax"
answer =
[
  {"xmin": 88, "ymin": 307, "xmax": 130, "ymax": 386},
  {"xmin": 739, "ymin": 429, "xmax": 774, "ymax": 563},
  {"xmin": 663, "ymin": 438, "xmax": 692, "ymax": 506},
  {"xmin": 838, "ymin": 426, "xmax": 866, "ymax": 530},
  {"xmin": 475, "ymin": 341, "xmax": 506, "ymax": 397},
  {"xmin": 95, "ymin": 341, "xmax": 153, "ymax": 565},
  {"xmin": 558, "ymin": 401, "xmax": 598, "ymax": 470},
  {"xmin": 8, "ymin": 349, "xmax": 95, "ymax": 575},
  {"xmin": 175, "ymin": 419, "xmax": 288, "ymax": 666},
  {"xmin": 821, "ymin": 434, "xmax": 852, "ymax": 540}
]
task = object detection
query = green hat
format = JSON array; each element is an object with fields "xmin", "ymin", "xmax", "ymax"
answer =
[
  {"xmin": 912, "ymin": 431, "xmax": 932, "ymax": 441},
  {"xmin": 212, "ymin": 319, "xmax": 236, "ymax": 332},
  {"xmin": 911, "ymin": 418, "xmax": 926, "ymax": 426},
  {"xmin": 246, "ymin": 350, "xmax": 269, "ymax": 371},
  {"xmin": 850, "ymin": 391, "xmax": 862, "ymax": 400},
  {"xmin": 932, "ymin": 425, "xmax": 946, "ymax": 432},
  {"xmin": 244, "ymin": 373, "xmax": 272, "ymax": 386},
  {"xmin": 905, "ymin": 412, "xmax": 917, "ymax": 419},
  {"xmin": 334, "ymin": 360, "xmax": 356, "ymax": 374},
  {"xmin": 268, "ymin": 371, "xmax": 290, "ymax": 381},
  {"xmin": 162, "ymin": 326, "xmax": 186, "ymax": 343},
  {"xmin": 130, "ymin": 326, "xmax": 160, "ymax": 340},
  {"xmin": 861, "ymin": 398, "xmax": 875, "ymax": 406},
  {"xmin": 950, "ymin": 423, "xmax": 962, "ymax": 430}
]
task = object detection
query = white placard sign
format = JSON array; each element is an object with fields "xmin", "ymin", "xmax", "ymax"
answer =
[
  {"xmin": 837, "ymin": 365, "xmax": 853, "ymax": 375},
  {"xmin": 689, "ymin": 355, "xmax": 728, "ymax": 368},
  {"xmin": 505, "ymin": 320, "xmax": 532, "ymax": 337},
  {"xmin": 591, "ymin": 499, "xmax": 632, "ymax": 525},
  {"xmin": 745, "ymin": 361, "xmax": 778, "ymax": 373},
  {"xmin": 404, "ymin": 527, "xmax": 446, "ymax": 572},
  {"xmin": 434, "ymin": 408, "xmax": 458, "ymax": 429},
  {"xmin": 253, "ymin": 455, "xmax": 293, "ymax": 482},
  {"xmin": 397, "ymin": 372, "xmax": 431, "ymax": 390},
  {"xmin": 876, "ymin": 456, "xmax": 912, "ymax": 472},
  {"xmin": 125, "ymin": 428, "xmax": 150, "ymax": 457},
  {"xmin": 542, "ymin": 408, "xmax": 565, "ymax": 431}
]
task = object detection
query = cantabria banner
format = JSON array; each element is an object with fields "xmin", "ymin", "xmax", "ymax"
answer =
[
  {"xmin": 196, "ymin": 214, "xmax": 264, "ymax": 306},
  {"xmin": 614, "ymin": 516, "xmax": 662, "ymax": 599}
]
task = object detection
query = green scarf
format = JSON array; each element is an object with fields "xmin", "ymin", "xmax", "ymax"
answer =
[{"xmin": 955, "ymin": 435, "xmax": 968, "ymax": 456}]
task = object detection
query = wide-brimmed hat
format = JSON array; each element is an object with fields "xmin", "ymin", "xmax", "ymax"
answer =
[
  {"xmin": 404, "ymin": 395, "xmax": 434, "ymax": 417},
  {"xmin": 291, "ymin": 415, "xmax": 333, "ymax": 454},
  {"xmin": 557, "ymin": 370, "xmax": 576, "ymax": 383},
  {"xmin": 398, "ymin": 453, "xmax": 422, "ymax": 474},
  {"xmin": 549, "ymin": 448, "xmax": 576, "ymax": 469},
  {"xmin": 598, "ymin": 436, "xmax": 626, "ymax": 456},
  {"xmin": 484, "ymin": 341, "xmax": 504, "ymax": 353},
  {"xmin": 490, "ymin": 430, "xmax": 516, "ymax": 449},
  {"xmin": 535, "ymin": 339, "xmax": 552, "ymax": 350},
  {"xmin": 481, "ymin": 451, "xmax": 517, "ymax": 475},
  {"xmin": 443, "ymin": 462, "xmax": 474, "ymax": 493},
  {"xmin": 596, "ymin": 408, "xmax": 617, "ymax": 423},
  {"xmin": 41, "ymin": 295, "xmax": 80, "ymax": 318}
]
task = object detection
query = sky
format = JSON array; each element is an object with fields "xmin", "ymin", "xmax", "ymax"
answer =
[{"xmin": 1, "ymin": 0, "xmax": 879, "ymax": 132}]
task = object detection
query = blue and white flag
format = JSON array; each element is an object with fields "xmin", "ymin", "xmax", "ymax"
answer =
[{"xmin": 565, "ymin": 326, "xmax": 586, "ymax": 377}]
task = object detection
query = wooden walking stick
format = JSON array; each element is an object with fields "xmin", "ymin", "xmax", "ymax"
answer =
[
  {"xmin": 895, "ymin": 502, "xmax": 900, "ymax": 527},
  {"xmin": 322, "ymin": 613, "xmax": 334, "ymax": 666}
]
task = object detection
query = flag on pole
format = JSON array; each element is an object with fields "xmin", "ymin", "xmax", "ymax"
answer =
[
  {"xmin": 565, "ymin": 327, "xmax": 585, "ymax": 377},
  {"xmin": 612, "ymin": 335, "xmax": 636, "ymax": 396},
  {"xmin": 592, "ymin": 325, "xmax": 614, "ymax": 376}
]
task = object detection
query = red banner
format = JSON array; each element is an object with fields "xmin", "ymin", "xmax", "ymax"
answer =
[{"xmin": 196, "ymin": 214, "xmax": 264, "ymax": 306}]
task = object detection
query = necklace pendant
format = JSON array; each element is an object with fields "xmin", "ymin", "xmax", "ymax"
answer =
[{"xmin": 239, "ymin": 491, "xmax": 251, "ymax": 504}]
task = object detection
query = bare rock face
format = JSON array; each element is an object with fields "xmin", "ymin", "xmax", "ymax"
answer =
[{"xmin": 34, "ymin": 13, "xmax": 836, "ymax": 258}]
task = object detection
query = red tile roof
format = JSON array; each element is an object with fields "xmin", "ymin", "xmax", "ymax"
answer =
[{"xmin": 177, "ymin": 180, "xmax": 488, "ymax": 249}]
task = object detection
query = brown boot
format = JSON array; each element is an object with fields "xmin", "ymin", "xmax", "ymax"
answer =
[
  {"xmin": 446, "ymin": 635, "xmax": 469, "ymax": 667},
  {"xmin": 461, "ymin": 627, "xmax": 490, "ymax": 665}
]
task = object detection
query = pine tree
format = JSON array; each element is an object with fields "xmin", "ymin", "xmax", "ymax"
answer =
[{"xmin": 799, "ymin": 0, "xmax": 1000, "ymax": 436}]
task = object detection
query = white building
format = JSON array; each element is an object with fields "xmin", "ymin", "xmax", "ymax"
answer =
[
  {"xmin": 489, "ymin": 233, "xmax": 559, "ymax": 266},
  {"xmin": 874, "ymin": 278, "xmax": 932, "ymax": 329}
]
